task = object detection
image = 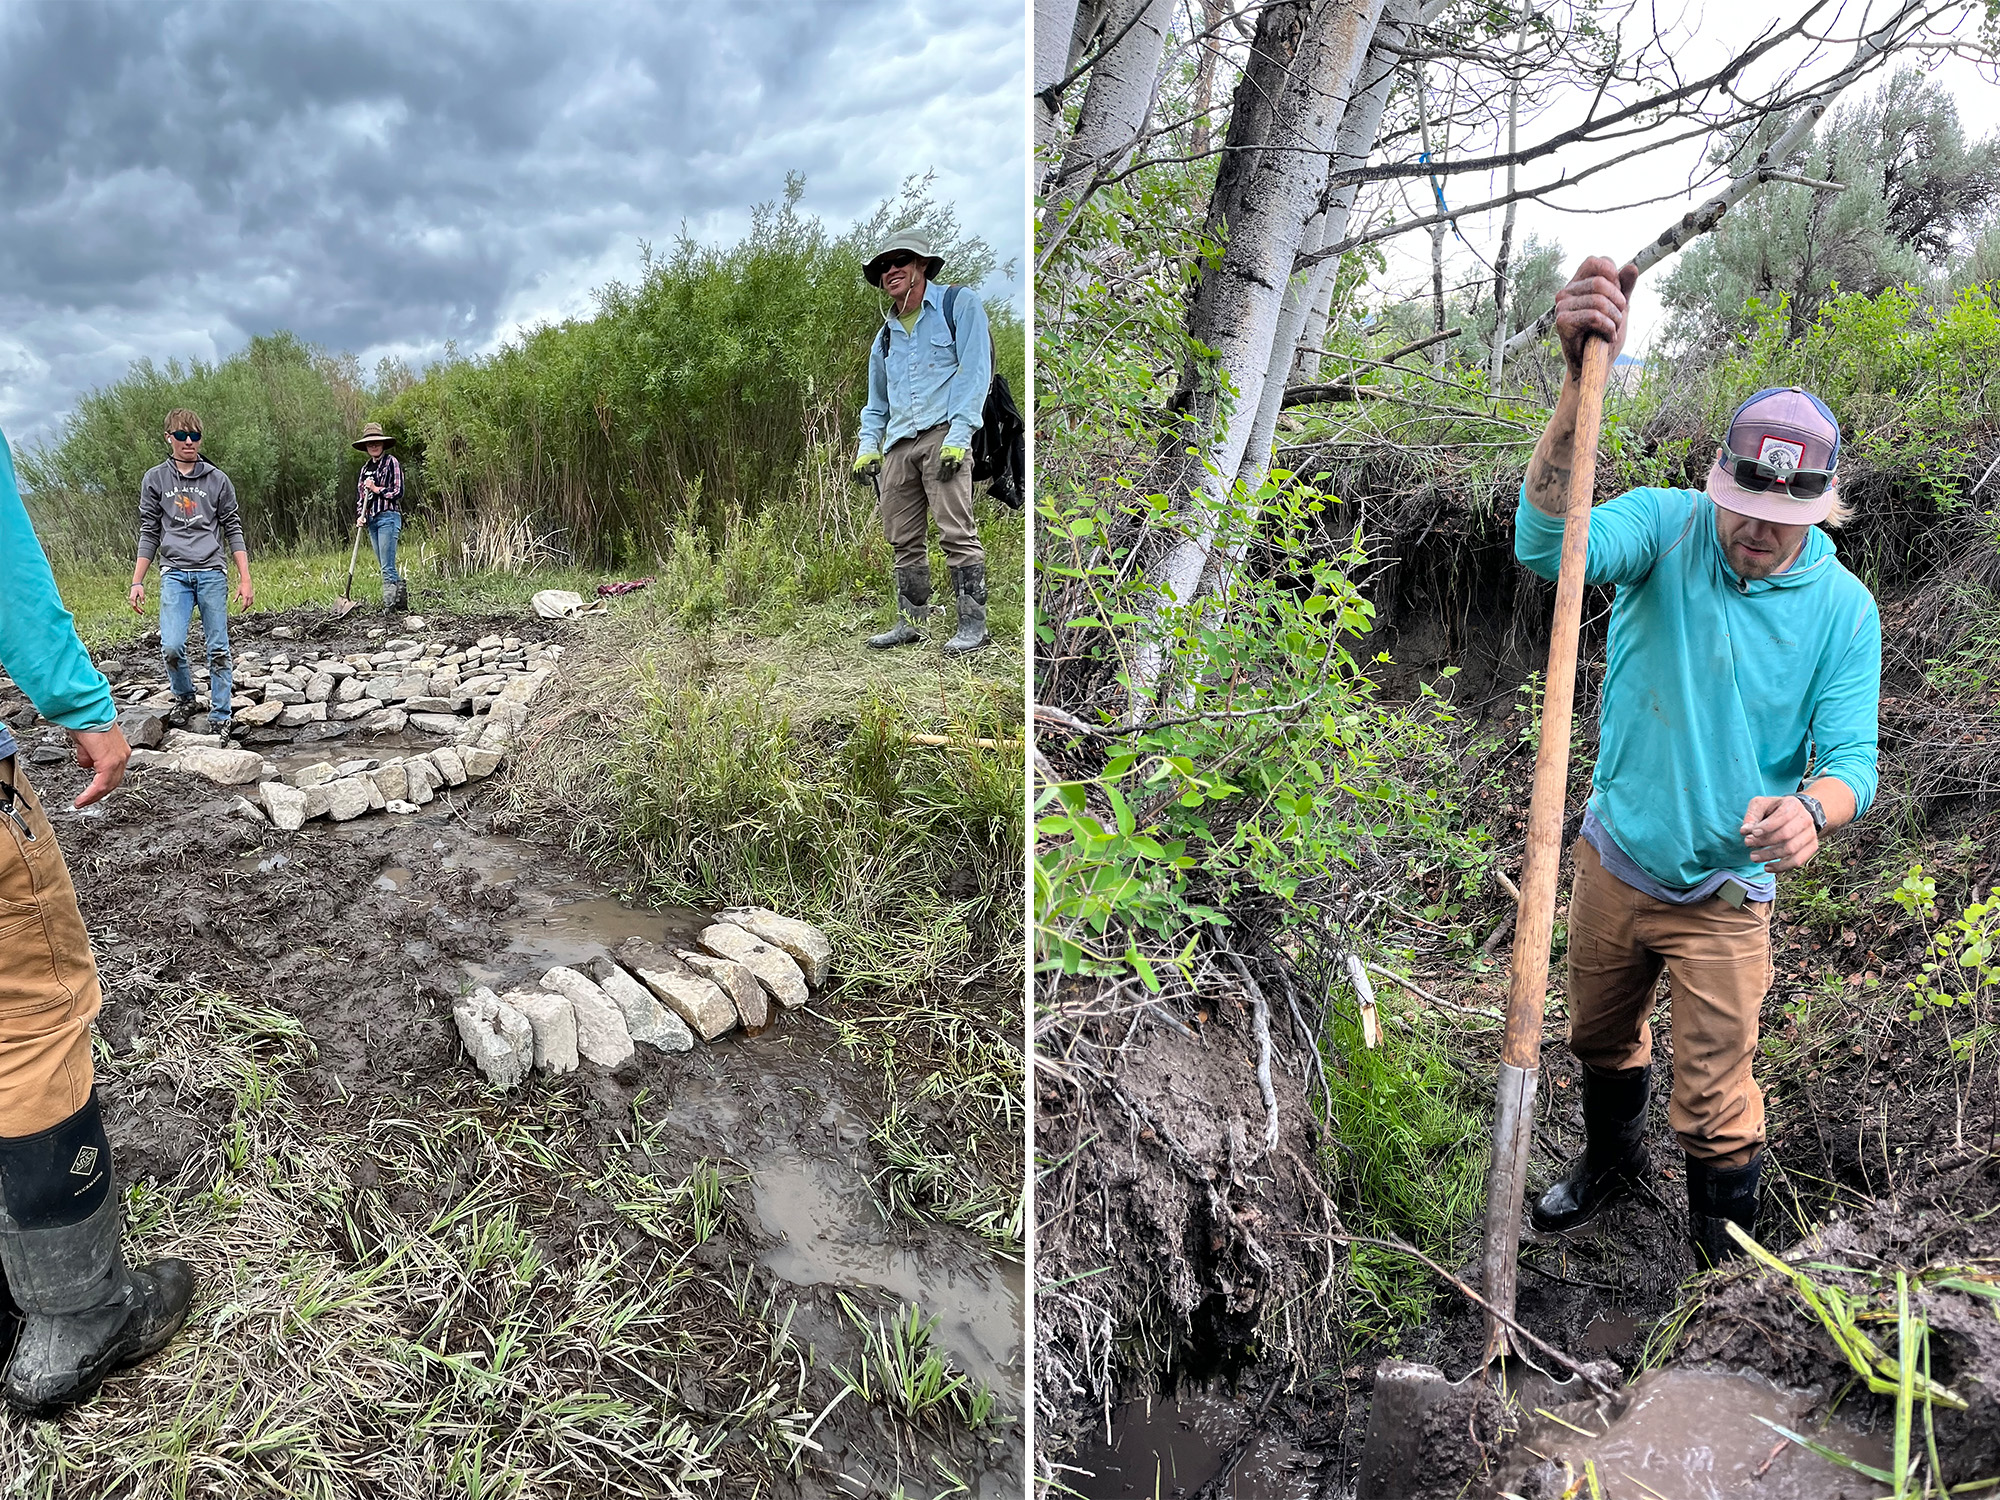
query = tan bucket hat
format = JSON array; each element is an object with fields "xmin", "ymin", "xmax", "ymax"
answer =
[
  {"xmin": 864, "ymin": 231, "xmax": 945, "ymax": 287},
  {"xmin": 351, "ymin": 422, "xmax": 396, "ymax": 452}
]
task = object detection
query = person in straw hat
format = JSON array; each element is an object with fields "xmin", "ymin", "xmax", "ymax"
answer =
[
  {"xmin": 853, "ymin": 230, "xmax": 992, "ymax": 654},
  {"xmin": 353, "ymin": 422, "xmax": 407, "ymax": 613}
]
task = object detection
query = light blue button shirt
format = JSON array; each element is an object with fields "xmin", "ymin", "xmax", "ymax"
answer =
[{"xmin": 857, "ymin": 281, "xmax": 991, "ymax": 456}]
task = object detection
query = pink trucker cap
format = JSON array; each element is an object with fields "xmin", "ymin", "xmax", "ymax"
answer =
[{"xmin": 1705, "ymin": 386, "xmax": 1841, "ymax": 524}]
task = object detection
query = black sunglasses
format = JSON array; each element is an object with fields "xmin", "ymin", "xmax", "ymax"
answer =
[
  {"xmin": 170, "ymin": 429, "xmax": 202, "ymax": 443},
  {"xmin": 1719, "ymin": 443, "xmax": 1835, "ymax": 499},
  {"xmin": 881, "ymin": 252, "xmax": 918, "ymax": 270}
]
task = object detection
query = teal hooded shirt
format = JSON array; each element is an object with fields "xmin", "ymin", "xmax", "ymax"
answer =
[{"xmin": 1514, "ymin": 484, "xmax": 1881, "ymax": 889}]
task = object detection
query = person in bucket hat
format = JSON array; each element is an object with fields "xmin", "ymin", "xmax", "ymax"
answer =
[
  {"xmin": 352, "ymin": 422, "xmax": 407, "ymax": 613},
  {"xmin": 853, "ymin": 230, "xmax": 992, "ymax": 654},
  {"xmin": 1508, "ymin": 257, "xmax": 1880, "ymax": 1269}
]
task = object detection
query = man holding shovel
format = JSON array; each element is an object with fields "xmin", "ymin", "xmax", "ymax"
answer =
[
  {"xmin": 352, "ymin": 422, "xmax": 406, "ymax": 614},
  {"xmin": 0, "ymin": 433, "xmax": 196, "ymax": 1412},
  {"xmin": 1514, "ymin": 257, "xmax": 1880, "ymax": 1265},
  {"xmin": 852, "ymin": 231, "xmax": 992, "ymax": 655},
  {"xmin": 128, "ymin": 410, "xmax": 253, "ymax": 736}
]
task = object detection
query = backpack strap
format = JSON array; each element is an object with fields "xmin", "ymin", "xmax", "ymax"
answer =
[{"xmin": 943, "ymin": 284, "xmax": 961, "ymax": 340}]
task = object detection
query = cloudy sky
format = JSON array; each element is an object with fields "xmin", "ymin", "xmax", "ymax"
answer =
[{"xmin": 0, "ymin": 0, "xmax": 1025, "ymax": 447}]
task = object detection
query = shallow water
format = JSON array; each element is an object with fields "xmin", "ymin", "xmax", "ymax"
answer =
[{"xmin": 1065, "ymin": 1385, "xmax": 1317, "ymax": 1499}]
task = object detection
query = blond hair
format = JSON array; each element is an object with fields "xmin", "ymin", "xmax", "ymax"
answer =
[
  {"xmin": 1820, "ymin": 489, "xmax": 1851, "ymax": 529},
  {"xmin": 163, "ymin": 408, "xmax": 202, "ymax": 435}
]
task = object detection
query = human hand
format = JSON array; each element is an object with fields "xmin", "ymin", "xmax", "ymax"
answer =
[
  {"xmin": 938, "ymin": 445, "xmax": 967, "ymax": 480},
  {"xmin": 853, "ymin": 452, "xmax": 883, "ymax": 481},
  {"xmin": 235, "ymin": 577, "xmax": 254, "ymax": 611},
  {"xmin": 128, "ymin": 583, "xmax": 145, "ymax": 614},
  {"xmin": 1553, "ymin": 256, "xmax": 1639, "ymax": 378},
  {"xmin": 1741, "ymin": 795, "xmax": 1816, "ymax": 873},
  {"xmin": 69, "ymin": 727, "xmax": 130, "ymax": 809}
]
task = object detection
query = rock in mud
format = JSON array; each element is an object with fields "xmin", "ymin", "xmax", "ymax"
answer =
[
  {"xmin": 364, "ymin": 707, "xmax": 408, "ymax": 734},
  {"xmin": 538, "ymin": 966, "xmax": 666, "ymax": 1055},
  {"xmin": 300, "ymin": 781, "xmax": 334, "ymax": 820},
  {"xmin": 452, "ymin": 988, "xmax": 533, "ymax": 1089},
  {"xmin": 335, "ymin": 677, "xmax": 364, "ymax": 703},
  {"xmin": 503, "ymin": 988, "xmax": 578, "ymax": 1074},
  {"xmin": 229, "ymin": 795, "xmax": 267, "ymax": 825},
  {"xmin": 461, "ymin": 746, "xmax": 503, "ymax": 780},
  {"xmin": 563, "ymin": 974, "xmax": 635, "ymax": 1068},
  {"xmin": 324, "ymin": 777, "xmax": 373, "ymax": 821},
  {"xmin": 410, "ymin": 712, "xmax": 464, "ymax": 736},
  {"xmin": 384, "ymin": 799, "xmax": 418, "ymax": 814},
  {"xmin": 125, "ymin": 748, "xmax": 180, "ymax": 772},
  {"xmin": 305, "ymin": 673, "xmax": 335, "ymax": 702},
  {"xmin": 177, "ymin": 746, "xmax": 266, "ymax": 786},
  {"xmin": 290, "ymin": 762, "xmax": 338, "ymax": 790},
  {"xmin": 118, "ymin": 709, "xmax": 166, "ymax": 748},
  {"xmin": 697, "ymin": 923, "xmax": 808, "ymax": 1009},
  {"xmin": 430, "ymin": 747, "xmax": 467, "ymax": 785},
  {"xmin": 716, "ymin": 906, "xmax": 833, "ymax": 988},
  {"xmin": 613, "ymin": 939, "xmax": 737, "ymax": 1041},
  {"xmin": 280, "ymin": 702, "xmax": 328, "ymax": 727},
  {"xmin": 405, "ymin": 697, "xmax": 455, "ymax": 715},
  {"xmin": 236, "ymin": 700, "xmax": 287, "ymax": 727},
  {"xmin": 583, "ymin": 957, "xmax": 695, "ymax": 1053},
  {"xmin": 374, "ymin": 761, "xmax": 408, "ymax": 803},
  {"xmin": 406, "ymin": 767, "xmax": 436, "ymax": 806},
  {"xmin": 676, "ymin": 949, "xmax": 768, "ymax": 1029}
]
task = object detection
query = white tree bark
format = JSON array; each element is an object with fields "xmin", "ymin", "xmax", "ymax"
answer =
[
  {"xmin": 1488, "ymin": 10, "xmax": 1529, "ymax": 381},
  {"xmin": 1126, "ymin": 0, "xmax": 1389, "ymax": 710},
  {"xmin": 1050, "ymin": 0, "xmax": 1176, "ymax": 196},
  {"xmin": 1035, "ymin": 0, "xmax": 1084, "ymax": 154}
]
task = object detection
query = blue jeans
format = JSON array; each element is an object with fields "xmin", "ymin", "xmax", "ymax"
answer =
[
  {"xmin": 368, "ymin": 512, "xmax": 403, "ymax": 586},
  {"xmin": 159, "ymin": 569, "xmax": 233, "ymax": 727}
]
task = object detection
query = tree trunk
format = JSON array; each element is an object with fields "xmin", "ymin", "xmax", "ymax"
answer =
[
  {"xmin": 1050, "ymin": 0, "xmax": 1176, "ymax": 196},
  {"xmin": 1128, "ymin": 0, "xmax": 1389, "ymax": 711},
  {"xmin": 1036, "ymin": 0, "xmax": 1085, "ymax": 155},
  {"xmin": 1190, "ymin": 0, "xmax": 1225, "ymax": 161},
  {"xmin": 1418, "ymin": 70, "xmax": 1447, "ymax": 353},
  {"xmin": 1488, "ymin": 11, "xmax": 1527, "ymax": 381},
  {"xmin": 1196, "ymin": 0, "xmax": 1318, "ymax": 261}
]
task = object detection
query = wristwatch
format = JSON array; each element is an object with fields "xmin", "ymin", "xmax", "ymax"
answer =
[{"xmin": 1791, "ymin": 791, "xmax": 1826, "ymax": 834}]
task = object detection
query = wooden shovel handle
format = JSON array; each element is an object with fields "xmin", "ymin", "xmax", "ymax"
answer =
[{"xmin": 1501, "ymin": 336, "xmax": 1610, "ymax": 1070}]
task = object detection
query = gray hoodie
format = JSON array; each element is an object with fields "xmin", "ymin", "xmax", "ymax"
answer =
[{"xmin": 138, "ymin": 458, "xmax": 247, "ymax": 572}]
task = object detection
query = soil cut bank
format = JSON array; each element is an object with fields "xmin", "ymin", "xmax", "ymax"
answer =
[{"xmin": 4, "ymin": 605, "xmax": 1023, "ymax": 1499}]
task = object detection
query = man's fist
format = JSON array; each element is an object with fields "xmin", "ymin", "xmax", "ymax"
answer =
[
  {"xmin": 938, "ymin": 445, "xmax": 967, "ymax": 480},
  {"xmin": 1741, "ymin": 795, "xmax": 1817, "ymax": 873},
  {"xmin": 853, "ymin": 452, "xmax": 883, "ymax": 481},
  {"xmin": 128, "ymin": 583, "xmax": 145, "ymax": 614},
  {"xmin": 1553, "ymin": 256, "xmax": 1639, "ymax": 378}
]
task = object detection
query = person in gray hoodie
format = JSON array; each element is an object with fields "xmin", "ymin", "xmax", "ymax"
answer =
[{"xmin": 127, "ymin": 409, "xmax": 255, "ymax": 735}]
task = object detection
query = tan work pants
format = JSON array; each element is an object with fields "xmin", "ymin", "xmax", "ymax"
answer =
[
  {"xmin": 0, "ymin": 761, "xmax": 101, "ymax": 1137},
  {"xmin": 1565, "ymin": 838, "xmax": 1773, "ymax": 1168},
  {"xmin": 880, "ymin": 423, "xmax": 984, "ymax": 570}
]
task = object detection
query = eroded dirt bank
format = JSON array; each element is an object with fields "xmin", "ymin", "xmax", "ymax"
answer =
[{"xmin": 9, "ymin": 606, "xmax": 1022, "ymax": 1499}]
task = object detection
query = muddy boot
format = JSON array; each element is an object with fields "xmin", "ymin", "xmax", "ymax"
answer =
[
  {"xmin": 1530, "ymin": 1063, "xmax": 1651, "ymax": 1233},
  {"xmin": 866, "ymin": 566, "xmax": 932, "ymax": 650},
  {"xmin": 942, "ymin": 563, "xmax": 989, "ymax": 656},
  {"xmin": 1686, "ymin": 1153, "xmax": 1760, "ymax": 1268},
  {"xmin": 0, "ymin": 1096, "xmax": 195, "ymax": 1416},
  {"xmin": 164, "ymin": 696, "xmax": 201, "ymax": 731},
  {"xmin": 390, "ymin": 579, "xmax": 409, "ymax": 613}
]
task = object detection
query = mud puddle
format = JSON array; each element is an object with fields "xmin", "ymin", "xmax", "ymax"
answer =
[
  {"xmin": 1500, "ymin": 1368, "xmax": 1891, "ymax": 1500},
  {"xmin": 1065, "ymin": 1385, "xmax": 1318, "ymax": 1498},
  {"xmin": 744, "ymin": 1152, "xmax": 1024, "ymax": 1392}
]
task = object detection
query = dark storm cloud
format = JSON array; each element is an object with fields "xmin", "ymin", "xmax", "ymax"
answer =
[{"xmin": 0, "ymin": 0, "xmax": 1024, "ymax": 443}]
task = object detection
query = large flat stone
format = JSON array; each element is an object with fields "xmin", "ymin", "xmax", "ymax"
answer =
[
  {"xmin": 430, "ymin": 747, "xmax": 467, "ymax": 785},
  {"xmin": 177, "ymin": 746, "xmax": 266, "ymax": 786},
  {"xmin": 410, "ymin": 712, "xmax": 464, "ymax": 736},
  {"xmin": 334, "ymin": 677, "xmax": 365, "ymax": 703},
  {"xmin": 305, "ymin": 674, "xmax": 335, "ymax": 703},
  {"xmin": 235, "ymin": 699, "xmax": 287, "ymax": 727},
  {"xmin": 551, "ymin": 968, "xmax": 633, "ymax": 1067},
  {"xmin": 546, "ymin": 962, "xmax": 683, "ymax": 1052},
  {"xmin": 613, "ymin": 939, "xmax": 736, "ymax": 1041},
  {"xmin": 503, "ymin": 988, "xmax": 578, "ymax": 1074},
  {"xmin": 461, "ymin": 746, "xmax": 503, "ymax": 780},
  {"xmin": 374, "ymin": 761, "xmax": 408, "ymax": 803},
  {"xmin": 364, "ymin": 708, "xmax": 408, "ymax": 734},
  {"xmin": 405, "ymin": 696, "xmax": 456, "ymax": 714},
  {"xmin": 716, "ymin": 907, "xmax": 833, "ymax": 989},
  {"xmin": 697, "ymin": 923, "xmax": 808, "ymax": 1009},
  {"xmin": 389, "ymin": 673, "xmax": 431, "ymax": 701},
  {"xmin": 453, "ymin": 988, "xmax": 532, "ymax": 1089},
  {"xmin": 279, "ymin": 702, "xmax": 328, "ymax": 727},
  {"xmin": 259, "ymin": 781, "xmax": 307, "ymax": 831},
  {"xmin": 583, "ymin": 958, "xmax": 693, "ymax": 1052},
  {"xmin": 677, "ymin": 949, "xmax": 768, "ymax": 1029},
  {"xmin": 290, "ymin": 762, "xmax": 338, "ymax": 789}
]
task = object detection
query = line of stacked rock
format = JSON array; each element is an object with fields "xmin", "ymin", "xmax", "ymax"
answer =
[{"xmin": 453, "ymin": 907, "xmax": 834, "ymax": 1088}]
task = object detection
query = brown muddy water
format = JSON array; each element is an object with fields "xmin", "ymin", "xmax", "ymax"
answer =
[{"xmin": 1065, "ymin": 1386, "xmax": 1320, "ymax": 1498}]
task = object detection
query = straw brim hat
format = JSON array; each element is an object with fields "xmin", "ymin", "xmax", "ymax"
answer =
[
  {"xmin": 351, "ymin": 423, "xmax": 396, "ymax": 452},
  {"xmin": 864, "ymin": 232, "xmax": 945, "ymax": 288}
]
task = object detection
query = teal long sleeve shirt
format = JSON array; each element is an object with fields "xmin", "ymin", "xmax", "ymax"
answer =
[
  {"xmin": 1514, "ymin": 484, "xmax": 1881, "ymax": 890},
  {"xmin": 0, "ymin": 436, "xmax": 116, "ymax": 750}
]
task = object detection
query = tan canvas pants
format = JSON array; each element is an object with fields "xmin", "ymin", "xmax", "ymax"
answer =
[
  {"xmin": 1565, "ymin": 838, "xmax": 1773, "ymax": 1168},
  {"xmin": 0, "ymin": 761, "xmax": 101, "ymax": 1137},
  {"xmin": 880, "ymin": 423, "xmax": 983, "ymax": 570}
]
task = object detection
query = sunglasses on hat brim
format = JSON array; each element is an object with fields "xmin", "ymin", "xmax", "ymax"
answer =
[
  {"xmin": 1719, "ymin": 443, "xmax": 1835, "ymax": 499},
  {"xmin": 170, "ymin": 430, "xmax": 202, "ymax": 443}
]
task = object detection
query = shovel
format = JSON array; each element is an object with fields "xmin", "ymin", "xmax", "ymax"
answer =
[
  {"xmin": 333, "ymin": 522, "xmax": 364, "ymax": 618},
  {"xmin": 1353, "ymin": 334, "xmax": 1616, "ymax": 1498}
]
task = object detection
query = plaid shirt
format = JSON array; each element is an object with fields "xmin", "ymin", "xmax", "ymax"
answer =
[{"xmin": 357, "ymin": 454, "xmax": 403, "ymax": 522}]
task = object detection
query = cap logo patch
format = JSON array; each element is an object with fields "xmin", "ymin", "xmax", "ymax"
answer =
[
  {"xmin": 1756, "ymin": 436, "xmax": 1804, "ymax": 473},
  {"xmin": 69, "ymin": 1146, "xmax": 99, "ymax": 1177}
]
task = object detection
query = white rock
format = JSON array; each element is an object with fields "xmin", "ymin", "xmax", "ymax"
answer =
[
  {"xmin": 365, "ymin": 708, "xmax": 408, "ymax": 734},
  {"xmin": 697, "ymin": 923, "xmax": 809, "ymax": 1009},
  {"xmin": 584, "ymin": 958, "xmax": 695, "ymax": 1052},
  {"xmin": 384, "ymin": 799, "xmax": 419, "ymax": 814},
  {"xmin": 453, "ymin": 989, "xmax": 532, "ymax": 1089},
  {"xmin": 406, "ymin": 771, "xmax": 435, "ymax": 807},
  {"xmin": 676, "ymin": 949, "xmax": 769, "ymax": 1029},
  {"xmin": 334, "ymin": 758, "xmax": 377, "ymax": 776},
  {"xmin": 290, "ymin": 762, "xmax": 338, "ymax": 789},
  {"xmin": 716, "ymin": 907, "xmax": 833, "ymax": 989},
  {"xmin": 614, "ymin": 939, "xmax": 736, "ymax": 1041},
  {"xmin": 325, "ymin": 777, "xmax": 373, "ymax": 821},
  {"xmin": 461, "ymin": 746, "xmax": 504, "ymax": 780},
  {"xmin": 459, "ymin": 673, "xmax": 506, "ymax": 697},
  {"xmin": 405, "ymin": 696, "xmax": 455, "ymax": 714},
  {"xmin": 374, "ymin": 761, "xmax": 408, "ymax": 802},
  {"xmin": 178, "ymin": 746, "xmax": 266, "ymax": 786},
  {"xmin": 305, "ymin": 674, "xmax": 335, "ymax": 703},
  {"xmin": 258, "ymin": 781, "xmax": 307, "ymax": 829},
  {"xmin": 477, "ymin": 634, "xmax": 502, "ymax": 649},
  {"xmin": 335, "ymin": 677, "xmax": 364, "ymax": 703},
  {"xmin": 331, "ymin": 700, "xmax": 377, "ymax": 720},
  {"xmin": 430, "ymin": 747, "xmax": 467, "ymax": 785},
  {"xmin": 163, "ymin": 730, "xmax": 221, "ymax": 750},
  {"xmin": 411, "ymin": 712, "xmax": 463, "ymax": 736},
  {"xmin": 262, "ymin": 686, "xmax": 304, "ymax": 705},
  {"xmin": 503, "ymin": 988, "xmax": 578, "ymax": 1074},
  {"xmin": 322, "ymin": 661, "xmax": 356, "ymax": 680},
  {"xmin": 279, "ymin": 702, "xmax": 328, "ymax": 727},
  {"xmin": 361, "ymin": 774, "xmax": 386, "ymax": 811},
  {"xmin": 125, "ymin": 748, "xmax": 181, "ymax": 772},
  {"xmin": 236, "ymin": 700, "xmax": 287, "ymax": 726},
  {"xmin": 390, "ymin": 673, "xmax": 430, "ymax": 700},
  {"xmin": 403, "ymin": 615, "xmax": 427, "ymax": 631},
  {"xmin": 558, "ymin": 970, "xmax": 634, "ymax": 1067},
  {"xmin": 364, "ymin": 676, "xmax": 401, "ymax": 700},
  {"xmin": 301, "ymin": 782, "xmax": 333, "ymax": 820},
  {"xmin": 229, "ymin": 794, "xmax": 268, "ymax": 825}
]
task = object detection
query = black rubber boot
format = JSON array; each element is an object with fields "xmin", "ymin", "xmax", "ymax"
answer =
[
  {"xmin": 0, "ymin": 1096, "xmax": 194, "ymax": 1416},
  {"xmin": 867, "ymin": 566, "xmax": 932, "ymax": 650},
  {"xmin": 1686, "ymin": 1152, "xmax": 1761, "ymax": 1268},
  {"xmin": 942, "ymin": 563, "xmax": 990, "ymax": 656},
  {"xmin": 1530, "ymin": 1063, "xmax": 1652, "ymax": 1232}
]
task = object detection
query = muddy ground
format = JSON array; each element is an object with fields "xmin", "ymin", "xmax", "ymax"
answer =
[{"xmin": 8, "ymin": 606, "xmax": 1022, "ymax": 1499}]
